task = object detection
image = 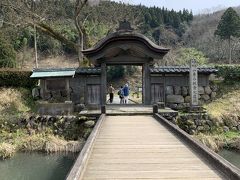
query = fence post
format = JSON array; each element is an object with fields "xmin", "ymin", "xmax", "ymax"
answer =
[
  {"xmin": 153, "ymin": 104, "xmax": 158, "ymax": 114},
  {"xmin": 101, "ymin": 105, "xmax": 106, "ymax": 114}
]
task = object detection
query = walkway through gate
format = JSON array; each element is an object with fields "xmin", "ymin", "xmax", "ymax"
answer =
[{"xmin": 83, "ymin": 20, "xmax": 169, "ymax": 106}]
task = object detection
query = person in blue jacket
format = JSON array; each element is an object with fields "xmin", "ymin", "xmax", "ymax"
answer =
[{"xmin": 123, "ymin": 83, "xmax": 130, "ymax": 104}]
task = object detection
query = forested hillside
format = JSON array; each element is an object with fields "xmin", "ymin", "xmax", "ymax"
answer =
[
  {"xmin": 0, "ymin": 0, "xmax": 239, "ymax": 68},
  {"xmin": 183, "ymin": 7, "xmax": 240, "ymax": 63}
]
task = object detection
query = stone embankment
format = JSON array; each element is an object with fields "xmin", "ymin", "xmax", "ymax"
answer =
[
  {"xmin": 166, "ymin": 85, "xmax": 218, "ymax": 110},
  {"xmin": 0, "ymin": 115, "xmax": 97, "ymax": 159},
  {"xmin": 177, "ymin": 113, "xmax": 214, "ymax": 135},
  {"xmin": 177, "ymin": 113, "xmax": 240, "ymax": 135}
]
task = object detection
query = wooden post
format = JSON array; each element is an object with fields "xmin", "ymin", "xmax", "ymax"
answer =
[
  {"xmin": 163, "ymin": 73, "xmax": 166, "ymax": 106},
  {"xmin": 66, "ymin": 79, "xmax": 70, "ymax": 101},
  {"xmin": 84, "ymin": 76, "xmax": 87, "ymax": 105},
  {"xmin": 153, "ymin": 104, "xmax": 158, "ymax": 114},
  {"xmin": 101, "ymin": 105, "xmax": 106, "ymax": 114},
  {"xmin": 101, "ymin": 63, "xmax": 107, "ymax": 105},
  {"xmin": 143, "ymin": 62, "xmax": 151, "ymax": 105}
]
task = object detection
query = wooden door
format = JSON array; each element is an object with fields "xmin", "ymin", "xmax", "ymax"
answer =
[
  {"xmin": 151, "ymin": 83, "xmax": 164, "ymax": 104},
  {"xmin": 87, "ymin": 85, "xmax": 100, "ymax": 105}
]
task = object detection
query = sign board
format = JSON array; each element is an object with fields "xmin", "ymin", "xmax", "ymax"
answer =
[{"xmin": 190, "ymin": 59, "xmax": 198, "ymax": 106}]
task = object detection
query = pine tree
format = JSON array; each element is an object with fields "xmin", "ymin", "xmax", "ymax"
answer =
[{"xmin": 215, "ymin": 7, "xmax": 240, "ymax": 64}]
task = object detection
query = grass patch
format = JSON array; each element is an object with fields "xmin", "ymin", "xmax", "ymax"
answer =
[
  {"xmin": 0, "ymin": 88, "xmax": 36, "ymax": 124},
  {"xmin": 195, "ymin": 130, "xmax": 240, "ymax": 152},
  {"xmin": 205, "ymin": 81, "xmax": 240, "ymax": 124},
  {"xmin": 223, "ymin": 131, "xmax": 240, "ymax": 140}
]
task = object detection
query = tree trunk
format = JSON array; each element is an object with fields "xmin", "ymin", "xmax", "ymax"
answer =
[
  {"xmin": 77, "ymin": 33, "xmax": 84, "ymax": 65},
  {"xmin": 229, "ymin": 37, "xmax": 232, "ymax": 64},
  {"xmin": 34, "ymin": 24, "xmax": 38, "ymax": 68},
  {"xmin": 74, "ymin": 15, "xmax": 84, "ymax": 66}
]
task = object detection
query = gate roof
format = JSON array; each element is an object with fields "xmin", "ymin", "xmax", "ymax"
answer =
[{"xmin": 82, "ymin": 21, "xmax": 170, "ymax": 66}]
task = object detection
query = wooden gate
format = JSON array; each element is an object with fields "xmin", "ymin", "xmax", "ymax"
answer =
[
  {"xmin": 87, "ymin": 85, "xmax": 100, "ymax": 105},
  {"xmin": 151, "ymin": 83, "xmax": 164, "ymax": 104}
]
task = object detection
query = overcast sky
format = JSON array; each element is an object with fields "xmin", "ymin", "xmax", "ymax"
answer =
[{"xmin": 113, "ymin": 0, "xmax": 240, "ymax": 14}]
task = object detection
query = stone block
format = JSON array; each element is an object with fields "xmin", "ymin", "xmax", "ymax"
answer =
[
  {"xmin": 166, "ymin": 86, "xmax": 174, "ymax": 95},
  {"xmin": 168, "ymin": 103, "xmax": 178, "ymax": 109},
  {"xmin": 224, "ymin": 116, "xmax": 238, "ymax": 128},
  {"xmin": 174, "ymin": 86, "xmax": 181, "ymax": 95},
  {"xmin": 210, "ymin": 85, "xmax": 218, "ymax": 92},
  {"xmin": 84, "ymin": 120, "xmax": 95, "ymax": 128},
  {"xmin": 184, "ymin": 96, "xmax": 191, "ymax": 103},
  {"xmin": 198, "ymin": 86, "xmax": 205, "ymax": 95},
  {"xmin": 237, "ymin": 125, "xmax": 240, "ymax": 131},
  {"xmin": 182, "ymin": 103, "xmax": 190, "ymax": 108},
  {"xmin": 204, "ymin": 86, "xmax": 212, "ymax": 95},
  {"xmin": 176, "ymin": 104, "xmax": 185, "ymax": 110},
  {"xmin": 201, "ymin": 94, "xmax": 210, "ymax": 101},
  {"xmin": 231, "ymin": 127, "xmax": 237, "ymax": 131},
  {"xmin": 223, "ymin": 126, "xmax": 230, "ymax": 132},
  {"xmin": 189, "ymin": 129, "xmax": 196, "ymax": 135},
  {"xmin": 181, "ymin": 87, "xmax": 188, "ymax": 96},
  {"xmin": 166, "ymin": 95, "xmax": 184, "ymax": 104},
  {"xmin": 203, "ymin": 125, "xmax": 211, "ymax": 131},
  {"xmin": 198, "ymin": 100, "xmax": 204, "ymax": 106},
  {"xmin": 211, "ymin": 92, "xmax": 217, "ymax": 99},
  {"xmin": 194, "ymin": 119, "xmax": 202, "ymax": 126},
  {"xmin": 32, "ymin": 87, "xmax": 40, "ymax": 98},
  {"xmin": 197, "ymin": 126, "xmax": 204, "ymax": 132}
]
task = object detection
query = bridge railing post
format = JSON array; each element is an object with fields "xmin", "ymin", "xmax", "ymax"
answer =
[
  {"xmin": 101, "ymin": 105, "xmax": 106, "ymax": 114},
  {"xmin": 153, "ymin": 104, "xmax": 158, "ymax": 114}
]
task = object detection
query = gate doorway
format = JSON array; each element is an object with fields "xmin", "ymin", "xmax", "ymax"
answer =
[
  {"xmin": 106, "ymin": 65, "xmax": 143, "ymax": 105},
  {"xmin": 82, "ymin": 21, "xmax": 169, "ymax": 106}
]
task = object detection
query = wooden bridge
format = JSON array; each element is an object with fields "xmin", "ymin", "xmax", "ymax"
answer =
[{"xmin": 67, "ymin": 113, "xmax": 240, "ymax": 180}]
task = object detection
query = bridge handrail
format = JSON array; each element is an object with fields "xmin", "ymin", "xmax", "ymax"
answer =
[
  {"xmin": 66, "ymin": 114, "xmax": 105, "ymax": 180},
  {"xmin": 154, "ymin": 113, "xmax": 240, "ymax": 180}
]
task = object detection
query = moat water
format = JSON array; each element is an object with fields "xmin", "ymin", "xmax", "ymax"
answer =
[
  {"xmin": 0, "ymin": 152, "xmax": 77, "ymax": 180},
  {"xmin": 218, "ymin": 149, "xmax": 240, "ymax": 169},
  {"xmin": 0, "ymin": 150, "xmax": 239, "ymax": 180}
]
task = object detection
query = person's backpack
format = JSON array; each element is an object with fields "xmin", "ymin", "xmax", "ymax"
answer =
[{"xmin": 117, "ymin": 90, "xmax": 121, "ymax": 95}]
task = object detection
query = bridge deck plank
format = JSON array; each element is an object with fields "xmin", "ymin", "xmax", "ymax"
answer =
[{"xmin": 81, "ymin": 116, "xmax": 224, "ymax": 179}]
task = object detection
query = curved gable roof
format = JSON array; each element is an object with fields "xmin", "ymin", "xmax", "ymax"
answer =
[
  {"xmin": 82, "ymin": 31, "xmax": 170, "ymax": 63},
  {"xmin": 83, "ymin": 31, "xmax": 169, "ymax": 55}
]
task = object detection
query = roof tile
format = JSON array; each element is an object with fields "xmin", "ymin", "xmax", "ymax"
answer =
[{"xmin": 150, "ymin": 66, "xmax": 218, "ymax": 74}]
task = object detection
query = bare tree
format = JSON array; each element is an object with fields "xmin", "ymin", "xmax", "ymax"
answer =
[
  {"xmin": 74, "ymin": 0, "xmax": 88, "ymax": 63},
  {"xmin": 1, "ymin": 0, "xmax": 101, "ymax": 65}
]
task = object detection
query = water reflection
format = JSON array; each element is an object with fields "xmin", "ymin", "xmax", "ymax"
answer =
[{"xmin": 0, "ymin": 152, "xmax": 77, "ymax": 180}]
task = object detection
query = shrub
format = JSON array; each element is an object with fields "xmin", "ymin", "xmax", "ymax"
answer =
[
  {"xmin": 0, "ymin": 69, "xmax": 38, "ymax": 88},
  {"xmin": 0, "ymin": 35, "xmax": 16, "ymax": 68},
  {"xmin": 0, "ymin": 143, "xmax": 16, "ymax": 159},
  {"xmin": 215, "ymin": 65, "xmax": 240, "ymax": 81},
  {"xmin": 175, "ymin": 48, "xmax": 208, "ymax": 66}
]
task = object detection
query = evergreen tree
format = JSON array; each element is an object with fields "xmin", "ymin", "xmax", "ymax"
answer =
[
  {"xmin": 215, "ymin": 7, "xmax": 240, "ymax": 64},
  {"xmin": 0, "ymin": 35, "xmax": 16, "ymax": 68}
]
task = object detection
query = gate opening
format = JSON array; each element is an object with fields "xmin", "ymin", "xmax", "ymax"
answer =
[{"xmin": 106, "ymin": 65, "xmax": 143, "ymax": 105}]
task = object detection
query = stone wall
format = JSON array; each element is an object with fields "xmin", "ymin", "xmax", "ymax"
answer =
[
  {"xmin": 177, "ymin": 113, "xmax": 214, "ymax": 135},
  {"xmin": 175, "ymin": 112, "xmax": 240, "ymax": 135},
  {"xmin": 166, "ymin": 84, "xmax": 218, "ymax": 110}
]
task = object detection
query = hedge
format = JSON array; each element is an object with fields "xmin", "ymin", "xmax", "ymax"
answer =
[
  {"xmin": 0, "ymin": 69, "xmax": 38, "ymax": 88},
  {"xmin": 215, "ymin": 65, "xmax": 240, "ymax": 81}
]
